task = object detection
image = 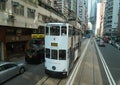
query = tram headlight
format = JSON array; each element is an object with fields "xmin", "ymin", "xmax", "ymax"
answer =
[{"xmin": 52, "ymin": 66, "xmax": 56, "ymax": 70}]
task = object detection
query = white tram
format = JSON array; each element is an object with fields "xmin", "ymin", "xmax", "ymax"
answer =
[{"xmin": 44, "ymin": 23, "xmax": 81, "ymax": 77}]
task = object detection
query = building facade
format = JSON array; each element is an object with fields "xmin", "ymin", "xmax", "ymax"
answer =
[
  {"xmin": 95, "ymin": 3, "xmax": 102, "ymax": 36},
  {"xmin": 54, "ymin": 0, "xmax": 68, "ymax": 19},
  {"xmin": 77, "ymin": 0, "xmax": 88, "ymax": 33},
  {"xmin": 0, "ymin": 0, "xmax": 65, "ymax": 61},
  {"xmin": 104, "ymin": 0, "xmax": 119, "ymax": 36},
  {"xmin": 117, "ymin": 2, "xmax": 120, "ymax": 37},
  {"xmin": 67, "ymin": 0, "xmax": 77, "ymax": 19},
  {"xmin": 0, "ymin": 0, "xmax": 38, "ymax": 61},
  {"xmin": 99, "ymin": 0, "xmax": 106, "ymax": 37}
]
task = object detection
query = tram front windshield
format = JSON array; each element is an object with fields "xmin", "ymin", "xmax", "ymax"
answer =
[
  {"xmin": 46, "ymin": 26, "xmax": 67, "ymax": 36},
  {"xmin": 50, "ymin": 26, "xmax": 60, "ymax": 36}
]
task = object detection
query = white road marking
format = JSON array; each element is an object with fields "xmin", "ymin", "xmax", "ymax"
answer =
[{"xmin": 94, "ymin": 39, "xmax": 116, "ymax": 85}]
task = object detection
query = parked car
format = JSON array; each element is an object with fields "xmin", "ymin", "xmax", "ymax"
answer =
[
  {"xmin": 98, "ymin": 39, "xmax": 105, "ymax": 47},
  {"xmin": 103, "ymin": 36, "xmax": 109, "ymax": 43},
  {"xmin": 115, "ymin": 42, "xmax": 120, "ymax": 50},
  {"xmin": 96, "ymin": 37, "xmax": 100, "ymax": 42},
  {"xmin": 110, "ymin": 40, "xmax": 115, "ymax": 46},
  {"xmin": 0, "ymin": 62, "xmax": 26, "ymax": 84}
]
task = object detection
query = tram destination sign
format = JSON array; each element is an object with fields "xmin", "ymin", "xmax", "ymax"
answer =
[{"xmin": 51, "ymin": 42, "xmax": 58, "ymax": 46}]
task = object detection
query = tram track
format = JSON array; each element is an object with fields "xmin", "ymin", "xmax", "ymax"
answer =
[
  {"xmin": 36, "ymin": 76, "xmax": 62, "ymax": 85},
  {"xmin": 77, "ymin": 39, "xmax": 96, "ymax": 85},
  {"xmin": 75, "ymin": 38, "xmax": 103, "ymax": 85},
  {"xmin": 36, "ymin": 39, "xmax": 104, "ymax": 85}
]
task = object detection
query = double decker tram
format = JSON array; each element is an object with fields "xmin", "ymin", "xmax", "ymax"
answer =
[
  {"xmin": 44, "ymin": 23, "xmax": 81, "ymax": 77},
  {"xmin": 25, "ymin": 34, "xmax": 45, "ymax": 64}
]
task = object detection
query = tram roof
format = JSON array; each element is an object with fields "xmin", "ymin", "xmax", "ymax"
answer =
[
  {"xmin": 44, "ymin": 22, "xmax": 81, "ymax": 30},
  {"xmin": 45, "ymin": 22, "xmax": 71, "ymax": 26}
]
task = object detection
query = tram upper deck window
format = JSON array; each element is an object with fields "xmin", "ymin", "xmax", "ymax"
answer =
[
  {"xmin": 61, "ymin": 26, "xmax": 67, "ymax": 36},
  {"xmin": 59, "ymin": 50, "xmax": 66, "ymax": 60},
  {"xmin": 45, "ymin": 27, "xmax": 49, "ymax": 35},
  {"xmin": 50, "ymin": 26, "xmax": 60, "ymax": 36},
  {"xmin": 51, "ymin": 50, "xmax": 58, "ymax": 59}
]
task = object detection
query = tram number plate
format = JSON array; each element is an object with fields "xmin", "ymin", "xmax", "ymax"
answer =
[{"xmin": 51, "ymin": 43, "xmax": 58, "ymax": 46}]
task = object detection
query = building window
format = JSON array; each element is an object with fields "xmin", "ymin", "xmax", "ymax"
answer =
[
  {"xmin": 0, "ymin": 1, "xmax": 6, "ymax": 11},
  {"xmin": 38, "ymin": 13, "xmax": 42, "ymax": 22},
  {"xmin": 27, "ymin": 8, "xmax": 35, "ymax": 19},
  {"xmin": 12, "ymin": 2, "xmax": 24, "ymax": 16},
  {"xmin": 48, "ymin": 0, "xmax": 52, "ymax": 6},
  {"xmin": 20, "ymin": 5, "xmax": 24, "ymax": 16}
]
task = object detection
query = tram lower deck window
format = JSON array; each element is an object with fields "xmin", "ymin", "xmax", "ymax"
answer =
[
  {"xmin": 51, "ymin": 50, "xmax": 57, "ymax": 59},
  {"xmin": 46, "ymin": 48, "xmax": 50, "ymax": 58},
  {"xmin": 59, "ymin": 50, "xmax": 66, "ymax": 60}
]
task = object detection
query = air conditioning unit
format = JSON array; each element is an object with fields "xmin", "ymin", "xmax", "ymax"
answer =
[
  {"xmin": 8, "ymin": 15, "xmax": 15, "ymax": 22},
  {"xmin": 0, "ymin": 0, "xmax": 8, "ymax": 2},
  {"xmin": 12, "ymin": 2, "xmax": 19, "ymax": 6}
]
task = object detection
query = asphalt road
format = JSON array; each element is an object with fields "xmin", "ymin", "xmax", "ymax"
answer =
[
  {"xmin": 2, "ymin": 39, "xmax": 89, "ymax": 85},
  {"xmin": 2, "ymin": 38, "xmax": 112, "ymax": 85},
  {"xmin": 98, "ymin": 42, "xmax": 120, "ymax": 85},
  {"xmin": 3, "ymin": 63, "xmax": 45, "ymax": 85}
]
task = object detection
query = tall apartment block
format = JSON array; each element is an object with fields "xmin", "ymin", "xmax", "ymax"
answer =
[
  {"xmin": 117, "ymin": 2, "xmax": 120, "ymax": 36},
  {"xmin": 104, "ymin": 0, "xmax": 119, "ymax": 36},
  {"xmin": 54, "ymin": 0, "xmax": 68, "ymax": 19},
  {"xmin": 77, "ymin": 0, "xmax": 88, "ymax": 32}
]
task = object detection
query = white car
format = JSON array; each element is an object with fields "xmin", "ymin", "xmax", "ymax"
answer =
[
  {"xmin": 0, "ymin": 62, "xmax": 26, "ymax": 84},
  {"xmin": 99, "ymin": 39, "xmax": 105, "ymax": 47}
]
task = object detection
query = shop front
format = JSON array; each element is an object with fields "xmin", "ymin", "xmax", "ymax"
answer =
[
  {"xmin": 0, "ymin": 28, "xmax": 5, "ymax": 61},
  {"xmin": 0, "ymin": 26, "xmax": 32, "ymax": 61},
  {"xmin": 5, "ymin": 28, "xmax": 31, "ymax": 60},
  {"xmin": 0, "ymin": 43, "xmax": 1, "ymax": 61},
  {"xmin": 6, "ymin": 41, "xmax": 27, "ymax": 59}
]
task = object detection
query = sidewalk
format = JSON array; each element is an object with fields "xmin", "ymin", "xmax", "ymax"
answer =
[{"xmin": 8, "ymin": 53, "xmax": 25, "ymax": 63}]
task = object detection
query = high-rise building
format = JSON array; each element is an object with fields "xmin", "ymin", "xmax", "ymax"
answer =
[
  {"xmin": 67, "ymin": 0, "xmax": 77, "ymax": 19},
  {"xmin": 99, "ymin": 0, "xmax": 106, "ymax": 36},
  {"xmin": 77, "ymin": 0, "xmax": 88, "ymax": 32},
  {"xmin": 117, "ymin": 0, "xmax": 120, "ymax": 37},
  {"xmin": 95, "ymin": 3, "xmax": 102, "ymax": 36},
  {"xmin": 77, "ymin": 0, "xmax": 85, "ymax": 22},
  {"xmin": 94, "ymin": 0, "xmax": 106, "ymax": 37},
  {"xmin": 87, "ymin": 0, "xmax": 98, "ymax": 34},
  {"xmin": 104, "ymin": 0, "xmax": 119, "ymax": 36}
]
